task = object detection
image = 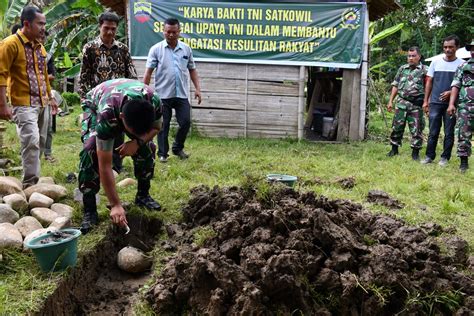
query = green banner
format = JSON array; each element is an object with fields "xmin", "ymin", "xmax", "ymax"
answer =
[{"xmin": 130, "ymin": 1, "xmax": 366, "ymax": 68}]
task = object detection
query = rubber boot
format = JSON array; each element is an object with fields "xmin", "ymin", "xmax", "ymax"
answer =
[
  {"xmin": 411, "ymin": 148, "xmax": 420, "ymax": 161},
  {"xmin": 80, "ymin": 193, "xmax": 99, "ymax": 234},
  {"xmin": 135, "ymin": 180, "xmax": 161, "ymax": 211},
  {"xmin": 460, "ymin": 157, "xmax": 469, "ymax": 173},
  {"xmin": 387, "ymin": 144, "xmax": 399, "ymax": 157}
]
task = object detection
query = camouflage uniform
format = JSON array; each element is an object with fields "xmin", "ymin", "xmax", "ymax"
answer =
[
  {"xmin": 79, "ymin": 79, "xmax": 162, "ymax": 198},
  {"xmin": 390, "ymin": 63, "xmax": 428, "ymax": 148},
  {"xmin": 451, "ymin": 58, "xmax": 474, "ymax": 157}
]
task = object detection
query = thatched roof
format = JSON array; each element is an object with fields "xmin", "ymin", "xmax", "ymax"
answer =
[{"xmin": 102, "ymin": 0, "xmax": 401, "ymax": 21}]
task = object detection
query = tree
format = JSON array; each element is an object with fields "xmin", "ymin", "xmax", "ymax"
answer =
[{"xmin": 0, "ymin": 0, "xmax": 28, "ymax": 39}]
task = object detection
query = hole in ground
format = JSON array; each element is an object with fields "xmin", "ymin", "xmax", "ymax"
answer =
[{"xmin": 36, "ymin": 215, "xmax": 162, "ymax": 315}]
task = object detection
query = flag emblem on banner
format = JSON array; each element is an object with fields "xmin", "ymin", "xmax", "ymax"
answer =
[
  {"xmin": 134, "ymin": 1, "xmax": 152, "ymax": 23},
  {"xmin": 340, "ymin": 8, "xmax": 361, "ymax": 30}
]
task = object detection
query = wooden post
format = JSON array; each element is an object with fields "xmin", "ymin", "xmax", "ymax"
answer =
[
  {"xmin": 337, "ymin": 69, "xmax": 354, "ymax": 141},
  {"xmin": 349, "ymin": 69, "xmax": 361, "ymax": 140}
]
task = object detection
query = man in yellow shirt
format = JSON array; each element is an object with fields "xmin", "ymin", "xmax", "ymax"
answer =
[{"xmin": 0, "ymin": 6, "xmax": 58, "ymax": 188}]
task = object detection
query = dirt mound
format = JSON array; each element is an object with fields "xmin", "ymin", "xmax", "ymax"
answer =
[{"xmin": 147, "ymin": 185, "xmax": 473, "ymax": 315}]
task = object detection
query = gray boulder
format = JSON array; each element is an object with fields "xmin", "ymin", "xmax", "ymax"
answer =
[
  {"xmin": 30, "ymin": 207, "xmax": 60, "ymax": 226},
  {"xmin": 0, "ymin": 204, "xmax": 20, "ymax": 224},
  {"xmin": 3, "ymin": 193, "xmax": 29, "ymax": 214},
  {"xmin": 49, "ymin": 216, "xmax": 71, "ymax": 230},
  {"xmin": 117, "ymin": 246, "xmax": 152, "ymax": 273},
  {"xmin": 24, "ymin": 184, "xmax": 67, "ymax": 201},
  {"xmin": 29, "ymin": 192, "xmax": 54, "ymax": 208},
  {"xmin": 0, "ymin": 223, "xmax": 23, "ymax": 250},
  {"xmin": 51, "ymin": 203, "xmax": 74, "ymax": 219},
  {"xmin": 0, "ymin": 177, "xmax": 24, "ymax": 198},
  {"xmin": 14, "ymin": 216, "xmax": 43, "ymax": 238}
]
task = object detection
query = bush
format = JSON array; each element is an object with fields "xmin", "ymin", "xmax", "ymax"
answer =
[{"xmin": 61, "ymin": 92, "xmax": 81, "ymax": 107}]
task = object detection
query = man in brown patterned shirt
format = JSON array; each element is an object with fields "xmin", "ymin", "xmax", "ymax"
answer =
[{"xmin": 79, "ymin": 11, "xmax": 137, "ymax": 172}]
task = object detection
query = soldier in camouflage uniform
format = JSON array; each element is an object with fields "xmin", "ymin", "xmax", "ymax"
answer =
[
  {"xmin": 447, "ymin": 39, "xmax": 474, "ymax": 173},
  {"xmin": 79, "ymin": 78, "xmax": 162, "ymax": 233},
  {"xmin": 387, "ymin": 47, "xmax": 427, "ymax": 160}
]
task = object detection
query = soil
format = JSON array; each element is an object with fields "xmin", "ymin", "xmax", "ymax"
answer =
[
  {"xmin": 39, "ymin": 231, "xmax": 75, "ymax": 244},
  {"xmin": 147, "ymin": 185, "xmax": 473, "ymax": 315},
  {"xmin": 36, "ymin": 215, "xmax": 162, "ymax": 316},
  {"xmin": 367, "ymin": 189, "xmax": 405, "ymax": 209}
]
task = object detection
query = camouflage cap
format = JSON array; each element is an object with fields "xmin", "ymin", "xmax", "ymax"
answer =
[{"xmin": 466, "ymin": 39, "xmax": 474, "ymax": 50}]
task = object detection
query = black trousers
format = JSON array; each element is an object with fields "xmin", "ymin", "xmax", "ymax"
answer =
[{"xmin": 157, "ymin": 98, "xmax": 191, "ymax": 158}]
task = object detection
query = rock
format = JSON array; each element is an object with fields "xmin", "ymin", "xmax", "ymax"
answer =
[
  {"xmin": 30, "ymin": 207, "xmax": 60, "ymax": 226},
  {"xmin": 23, "ymin": 184, "xmax": 68, "ymax": 201},
  {"xmin": 117, "ymin": 246, "xmax": 152, "ymax": 273},
  {"xmin": 0, "ymin": 204, "xmax": 20, "ymax": 224},
  {"xmin": 117, "ymin": 178, "xmax": 137, "ymax": 188},
  {"xmin": 3, "ymin": 193, "xmax": 28, "ymax": 214},
  {"xmin": 38, "ymin": 177, "xmax": 55, "ymax": 184},
  {"xmin": 14, "ymin": 216, "xmax": 43, "ymax": 238},
  {"xmin": 0, "ymin": 176, "xmax": 24, "ymax": 197},
  {"xmin": 29, "ymin": 192, "xmax": 54, "ymax": 208},
  {"xmin": 113, "ymin": 170, "xmax": 119, "ymax": 179},
  {"xmin": 51, "ymin": 203, "xmax": 74, "ymax": 219},
  {"xmin": 49, "ymin": 216, "xmax": 71, "ymax": 230},
  {"xmin": 0, "ymin": 223, "xmax": 23, "ymax": 249},
  {"xmin": 23, "ymin": 228, "xmax": 56, "ymax": 251}
]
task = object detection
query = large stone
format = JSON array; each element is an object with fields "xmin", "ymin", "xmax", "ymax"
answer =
[
  {"xmin": 0, "ymin": 223, "xmax": 23, "ymax": 250},
  {"xmin": 24, "ymin": 184, "xmax": 68, "ymax": 201},
  {"xmin": 38, "ymin": 177, "xmax": 55, "ymax": 184},
  {"xmin": 117, "ymin": 178, "xmax": 137, "ymax": 188},
  {"xmin": 29, "ymin": 192, "xmax": 54, "ymax": 208},
  {"xmin": 51, "ymin": 203, "xmax": 74, "ymax": 219},
  {"xmin": 30, "ymin": 207, "xmax": 60, "ymax": 226},
  {"xmin": 23, "ymin": 228, "xmax": 56, "ymax": 251},
  {"xmin": 0, "ymin": 204, "xmax": 20, "ymax": 224},
  {"xmin": 14, "ymin": 216, "xmax": 43, "ymax": 238},
  {"xmin": 117, "ymin": 246, "xmax": 152, "ymax": 273},
  {"xmin": 0, "ymin": 176, "xmax": 24, "ymax": 198},
  {"xmin": 3, "ymin": 193, "xmax": 29, "ymax": 214},
  {"xmin": 49, "ymin": 216, "xmax": 71, "ymax": 230}
]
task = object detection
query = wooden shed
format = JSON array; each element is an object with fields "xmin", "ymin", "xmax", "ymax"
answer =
[{"xmin": 102, "ymin": 0, "xmax": 400, "ymax": 141}]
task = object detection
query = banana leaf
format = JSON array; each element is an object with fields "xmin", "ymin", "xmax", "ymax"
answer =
[
  {"xmin": 370, "ymin": 23, "xmax": 404, "ymax": 45},
  {"xmin": 63, "ymin": 64, "xmax": 81, "ymax": 78}
]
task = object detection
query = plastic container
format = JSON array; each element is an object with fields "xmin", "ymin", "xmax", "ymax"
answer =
[
  {"xmin": 322, "ymin": 117, "xmax": 334, "ymax": 138},
  {"xmin": 26, "ymin": 229, "xmax": 81, "ymax": 272},
  {"xmin": 267, "ymin": 174, "xmax": 298, "ymax": 187}
]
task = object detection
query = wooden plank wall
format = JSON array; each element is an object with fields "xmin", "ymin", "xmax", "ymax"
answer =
[
  {"xmin": 134, "ymin": 60, "xmax": 301, "ymax": 139},
  {"xmin": 337, "ymin": 69, "xmax": 361, "ymax": 141}
]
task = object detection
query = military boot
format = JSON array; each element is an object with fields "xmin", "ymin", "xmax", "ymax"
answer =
[
  {"xmin": 135, "ymin": 180, "xmax": 161, "ymax": 211},
  {"xmin": 80, "ymin": 194, "xmax": 99, "ymax": 234},
  {"xmin": 460, "ymin": 157, "xmax": 469, "ymax": 173},
  {"xmin": 387, "ymin": 144, "xmax": 399, "ymax": 157},
  {"xmin": 411, "ymin": 148, "xmax": 420, "ymax": 161}
]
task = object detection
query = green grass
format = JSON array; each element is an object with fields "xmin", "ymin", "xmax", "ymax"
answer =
[{"xmin": 0, "ymin": 110, "xmax": 472, "ymax": 314}]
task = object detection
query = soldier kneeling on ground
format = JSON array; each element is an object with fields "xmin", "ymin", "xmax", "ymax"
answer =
[{"xmin": 78, "ymin": 79, "xmax": 162, "ymax": 234}]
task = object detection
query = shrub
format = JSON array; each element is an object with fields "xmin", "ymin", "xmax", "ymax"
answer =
[{"xmin": 61, "ymin": 92, "xmax": 81, "ymax": 107}]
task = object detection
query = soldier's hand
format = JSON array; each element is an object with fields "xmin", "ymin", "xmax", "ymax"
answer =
[
  {"xmin": 110, "ymin": 205, "xmax": 128, "ymax": 227},
  {"xmin": 387, "ymin": 102, "xmax": 393, "ymax": 112},
  {"xmin": 447, "ymin": 105, "xmax": 456, "ymax": 116},
  {"xmin": 422, "ymin": 102, "xmax": 429, "ymax": 115},
  {"xmin": 116, "ymin": 140, "xmax": 139, "ymax": 158}
]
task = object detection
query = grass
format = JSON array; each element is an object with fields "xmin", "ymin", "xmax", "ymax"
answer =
[{"xmin": 0, "ymin": 109, "xmax": 472, "ymax": 314}]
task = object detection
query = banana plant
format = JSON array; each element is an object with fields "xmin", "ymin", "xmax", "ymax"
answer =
[
  {"xmin": 0, "ymin": 0, "xmax": 28, "ymax": 39},
  {"xmin": 44, "ymin": 0, "xmax": 105, "ymax": 78},
  {"xmin": 369, "ymin": 22, "xmax": 405, "ymax": 74}
]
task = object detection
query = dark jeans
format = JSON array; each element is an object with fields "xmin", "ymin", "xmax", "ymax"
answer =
[
  {"xmin": 425, "ymin": 103, "xmax": 456, "ymax": 160},
  {"xmin": 158, "ymin": 98, "xmax": 191, "ymax": 158}
]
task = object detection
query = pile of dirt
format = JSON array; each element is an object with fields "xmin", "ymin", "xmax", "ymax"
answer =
[{"xmin": 147, "ymin": 185, "xmax": 473, "ymax": 315}]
